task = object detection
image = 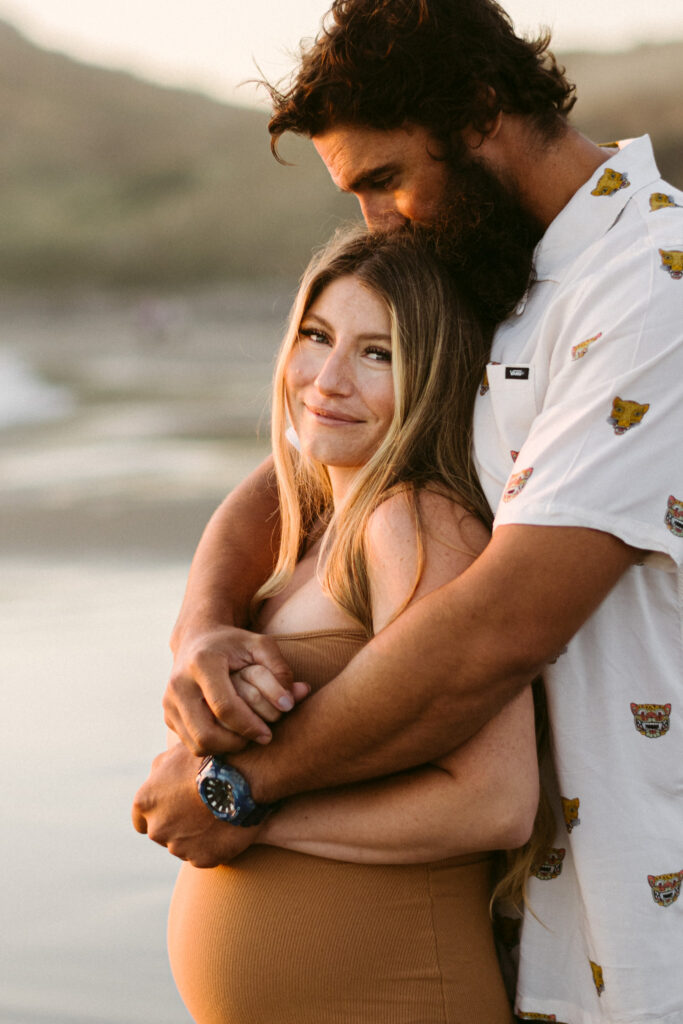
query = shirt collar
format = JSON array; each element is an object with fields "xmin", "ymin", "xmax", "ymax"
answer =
[{"xmin": 533, "ymin": 135, "xmax": 662, "ymax": 282}]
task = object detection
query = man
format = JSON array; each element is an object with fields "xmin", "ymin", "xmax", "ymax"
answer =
[{"xmin": 133, "ymin": 1, "xmax": 683, "ymax": 1020}]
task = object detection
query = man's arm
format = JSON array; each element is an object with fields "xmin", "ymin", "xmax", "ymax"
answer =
[
  {"xmin": 165, "ymin": 456, "xmax": 300, "ymax": 750},
  {"xmin": 171, "ymin": 457, "xmax": 277, "ymax": 639},
  {"xmin": 133, "ymin": 522, "xmax": 637, "ymax": 864},
  {"xmin": 233, "ymin": 523, "xmax": 638, "ymax": 802}
]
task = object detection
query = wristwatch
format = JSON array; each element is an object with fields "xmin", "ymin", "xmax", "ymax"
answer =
[{"xmin": 196, "ymin": 756, "xmax": 275, "ymax": 827}]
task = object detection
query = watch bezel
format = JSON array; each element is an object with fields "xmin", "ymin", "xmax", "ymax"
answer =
[{"xmin": 197, "ymin": 756, "xmax": 271, "ymax": 826}]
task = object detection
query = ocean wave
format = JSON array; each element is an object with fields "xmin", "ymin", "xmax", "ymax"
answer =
[{"xmin": 0, "ymin": 347, "xmax": 75, "ymax": 428}]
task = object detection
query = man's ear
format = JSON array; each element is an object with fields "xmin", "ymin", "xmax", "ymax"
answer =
[
  {"xmin": 484, "ymin": 108, "xmax": 503, "ymax": 140},
  {"xmin": 460, "ymin": 89, "xmax": 503, "ymax": 150}
]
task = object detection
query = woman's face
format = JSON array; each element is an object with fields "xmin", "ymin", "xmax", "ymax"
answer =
[{"xmin": 285, "ymin": 275, "xmax": 395, "ymax": 494}]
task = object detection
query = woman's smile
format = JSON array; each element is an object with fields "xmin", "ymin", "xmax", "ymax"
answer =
[{"xmin": 303, "ymin": 403, "xmax": 364, "ymax": 424}]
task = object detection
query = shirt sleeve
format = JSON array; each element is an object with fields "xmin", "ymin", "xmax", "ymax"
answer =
[{"xmin": 493, "ymin": 210, "xmax": 683, "ymax": 570}]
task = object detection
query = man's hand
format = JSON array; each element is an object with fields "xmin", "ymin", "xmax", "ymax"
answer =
[
  {"xmin": 131, "ymin": 743, "xmax": 262, "ymax": 867},
  {"xmin": 164, "ymin": 625, "xmax": 308, "ymax": 755}
]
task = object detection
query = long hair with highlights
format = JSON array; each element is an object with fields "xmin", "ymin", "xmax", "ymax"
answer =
[{"xmin": 253, "ymin": 224, "xmax": 552, "ymax": 908}]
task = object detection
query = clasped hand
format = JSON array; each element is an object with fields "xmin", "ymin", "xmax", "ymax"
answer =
[
  {"xmin": 133, "ymin": 624, "xmax": 307, "ymax": 865},
  {"xmin": 131, "ymin": 742, "xmax": 262, "ymax": 867},
  {"xmin": 163, "ymin": 624, "xmax": 309, "ymax": 754}
]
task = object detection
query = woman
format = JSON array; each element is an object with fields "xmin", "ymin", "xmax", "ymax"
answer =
[{"xmin": 167, "ymin": 227, "xmax": 544, "ymax": 1024}]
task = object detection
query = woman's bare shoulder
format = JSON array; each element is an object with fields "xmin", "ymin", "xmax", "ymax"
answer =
[
  {"xmin": 366, "ymin": 488, "xmax": 489, "ymax": 560},
  {"xmin": 365, "ymin": 488, "xmax": 491, "ymax": 631},
  {"xmin": 365, "ymin": 489, "xmax": 418, "ymax": 556}
]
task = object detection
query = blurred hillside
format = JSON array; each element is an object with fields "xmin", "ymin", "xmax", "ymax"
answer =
[
  {"xmin": 0, "ymin": 20, "xmax": 681, "ymax": 289},
  {"xmin": 565, "ymin": 44, "xmax": 683, "ymax": 173},
  {"xmin": 0, "ymin": 20, "xmax": 355, "ymax": 287}
]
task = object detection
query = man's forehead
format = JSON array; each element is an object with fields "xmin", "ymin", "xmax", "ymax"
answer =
[
  {"xmin": 313, "ymin": 127, "xmax": 395, "ymax": 185},
  {"xmin": 313, "ymin": 124, "xmax": 438, "ymax": 190}
]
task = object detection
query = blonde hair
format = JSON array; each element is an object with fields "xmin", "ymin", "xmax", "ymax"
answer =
[
  {"xmin": 254, "ymin": 225, "xmax": 492, "ymax": 631},
  {"xmin": 491, "ymin": 679, "xmax": 556, "ymax": 914},
  {"xmin": 254, "ymin": 225, "xmax": 551, "ymax": 905}
]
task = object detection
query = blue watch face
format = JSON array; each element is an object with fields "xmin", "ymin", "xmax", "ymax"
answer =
[{"xmin": 202, "ymin": 777, "xmax": 237, "ymax": 819}]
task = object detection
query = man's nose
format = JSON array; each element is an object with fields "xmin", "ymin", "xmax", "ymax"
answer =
[{"xmin": 359, "ymin": 195, "xmax": 408, "ymax": 231}]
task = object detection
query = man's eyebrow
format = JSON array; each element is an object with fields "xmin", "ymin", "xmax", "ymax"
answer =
[{"xmin": 343, "ymin": 163, "xmax": 397, "ymax": 193}]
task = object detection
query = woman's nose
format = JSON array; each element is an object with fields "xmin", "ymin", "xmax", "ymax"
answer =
[{"xmin": 314, "ymin": 348, "xmax": 352, "ymax": 395}]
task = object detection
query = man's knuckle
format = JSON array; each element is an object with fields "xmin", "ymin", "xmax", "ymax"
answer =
[
  {"xmin": 212, "ymin": 691, "xmax": 239, "ymax": 720},
  {"xmin": 193, "ymin": 646, "xmax": 226, "ymax": 676},
  {"xmin": 148, "ymin": 827, "xmax": 167, "ymax": 847},
  {"xmin": 187, "ymin": 734, "xmax": 209, "ymax": 757},
  {"xmin": 165, "ymin": 670, "xmax": 187, "ymax": 699},
  {"xmin": 185, "ymin": 718, "xmax": 216, "ymax": 755},
  {"xmin": 131, "ymin": 805, "xmax": 147, "ymax": 833}
]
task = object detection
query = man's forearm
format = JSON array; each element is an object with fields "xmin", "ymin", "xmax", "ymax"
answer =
[
  {"xmin": 233, "ymin": 524, "xmax": 637, "ymax": 803},
  {"xmin": 235, "ymin": 591, "xmax": 533, "ymax": 802},
  {"xmin": 171, "ymin": 456, "xmax": 279, "ymax": 649}
]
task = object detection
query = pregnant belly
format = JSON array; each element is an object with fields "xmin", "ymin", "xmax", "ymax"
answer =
[{"xmin": 168, "ymin": 846, "xmax": 504, "ymax": 1024}]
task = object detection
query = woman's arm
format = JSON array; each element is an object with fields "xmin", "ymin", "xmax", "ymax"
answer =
[
  {"xmin": 258, "ymin": 688, "xmax": 537, "ymax": 863},
  {"xmin": 258, "ymin": 491, "xmax": 539, "ymax": 864},
  {"xmin": 135, "ymin": 524, "xmax": 634, "ymax": 866}
]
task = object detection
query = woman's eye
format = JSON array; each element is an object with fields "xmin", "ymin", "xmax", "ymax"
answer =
[
  {"xmin": 299, "ymin": 327, "xmax": 329, "ymax": 345},
  {"xmin": 366, "ymin": 346, "xmax": 392, "ymax": 363}
]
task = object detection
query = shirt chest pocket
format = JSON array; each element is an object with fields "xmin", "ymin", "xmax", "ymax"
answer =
[{"xmin": 485, "ymin": 363, "xmax": 539, "ymax": 456}]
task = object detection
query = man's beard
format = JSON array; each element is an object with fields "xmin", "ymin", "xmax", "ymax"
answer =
[{"xmin": 430, "ymin": 150, "xmax": 543, "ymax": 328}]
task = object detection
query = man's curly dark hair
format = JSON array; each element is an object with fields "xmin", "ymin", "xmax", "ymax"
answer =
[{"xmin": 267, "ymin": 0, "xmax": 576, "ymax": 159}]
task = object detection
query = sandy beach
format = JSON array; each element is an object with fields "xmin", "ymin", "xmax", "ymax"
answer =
[
  {"xmin": 0, "ymin": 554, "xmax": 194, "ymax": 1024},
  {"xmin": 0, "ymin": 287, "xmax": 279, "ymax": 1023}
]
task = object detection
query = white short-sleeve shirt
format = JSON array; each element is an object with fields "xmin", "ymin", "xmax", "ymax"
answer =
[{"xmin": 474, "ymin": 137, "xmax": 683, "ymax": 1023}]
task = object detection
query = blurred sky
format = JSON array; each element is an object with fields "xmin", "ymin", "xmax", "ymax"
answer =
[{"xmin": 0, "ymin": 0, "xmax": 682, "ymax": 108}]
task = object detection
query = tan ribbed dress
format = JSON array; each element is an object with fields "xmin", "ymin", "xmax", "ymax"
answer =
[{"xmin": 167, "ymin": 631, "xmax": 513, "ymax": 1024}]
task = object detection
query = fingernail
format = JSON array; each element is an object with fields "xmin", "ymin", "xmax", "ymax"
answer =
[
  {"xmin": 277, "ymin": 694, "xmax": 295, "ymax": 711},
  {"xmin": 256, "ymin": 733, "xmax": 272, "ymax": 745}
]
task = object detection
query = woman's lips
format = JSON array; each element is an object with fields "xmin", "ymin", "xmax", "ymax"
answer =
[{"xmin": 304, "ymin": 404, "xmax": 361, "ymax": 424}]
